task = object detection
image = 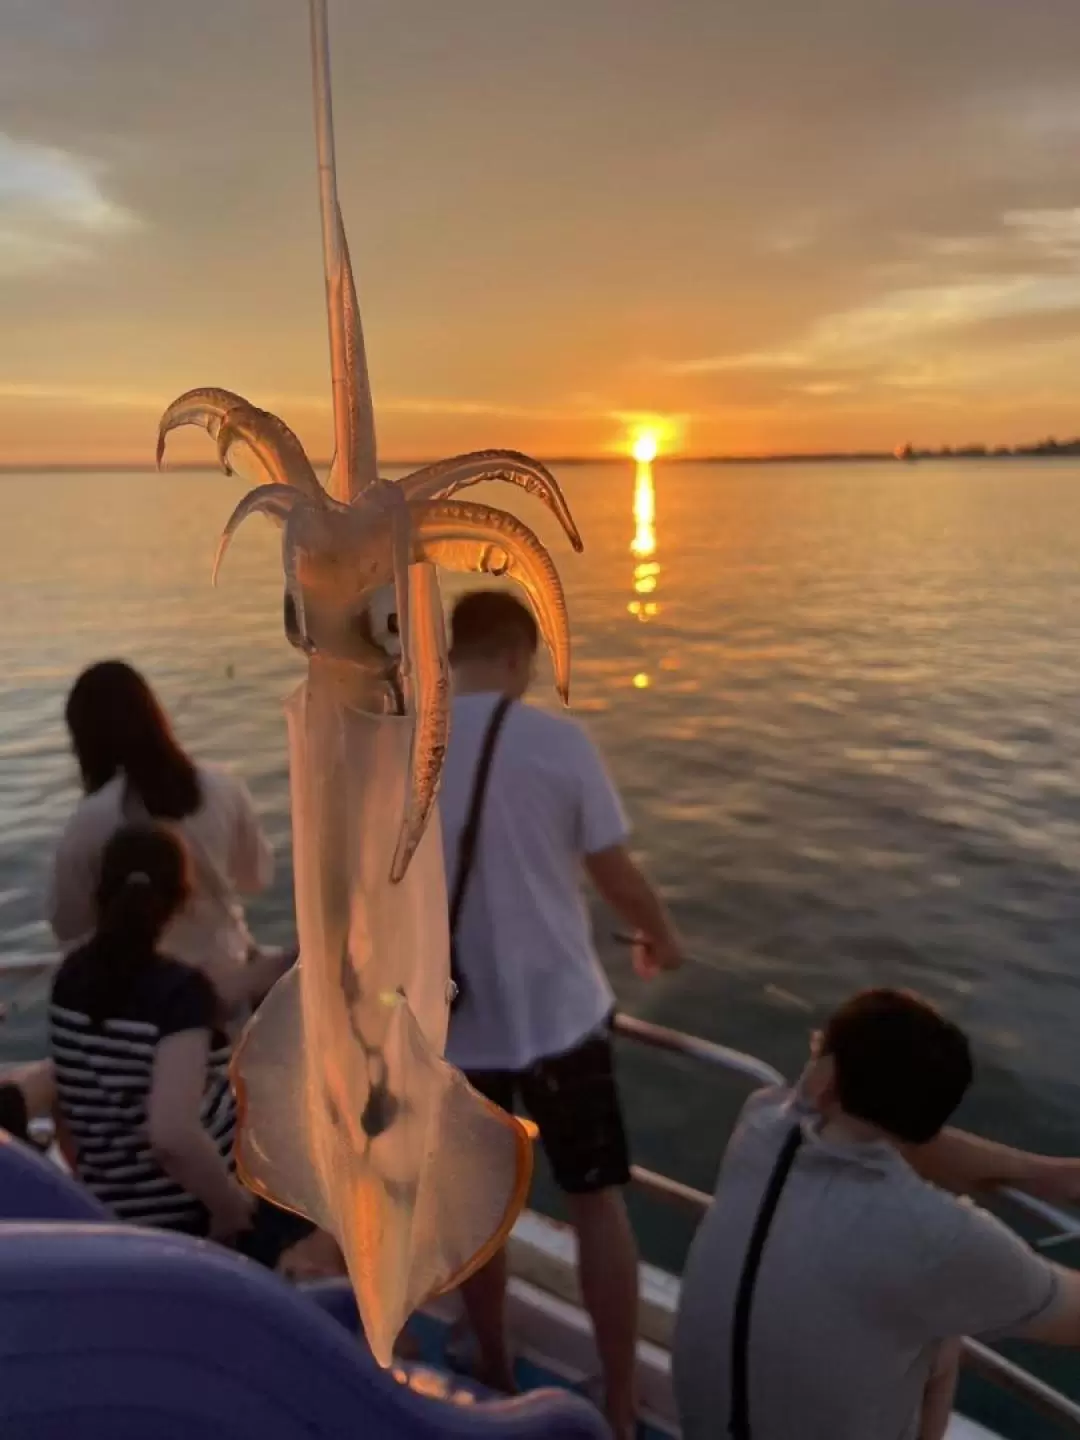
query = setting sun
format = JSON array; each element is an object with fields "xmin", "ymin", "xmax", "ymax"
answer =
[
  {"xmin": 622, "ymin": 415, "xmax": 684, "ymax": 464},
  {"xmin": 632, "ymin": 431, "xmax": 659, "ymax": 464}
]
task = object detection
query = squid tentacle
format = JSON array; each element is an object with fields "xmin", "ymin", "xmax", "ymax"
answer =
[
  {"xmin": 412, "ymin": 499, "xmax": 571, "ymax": 705},
  {"xmin": 368, "ymin": 482, "xmax": 413, "ymax": 688},
  {"xmin": 212, "ymin": 483, "xmax": 306, "ymax": 586},
  {"xmin": 282, "ymin": 506, "xmax": 316, "ymax": 653},
  {"xmin": 390, "ymin": 562, "xmax": 450, "ymax": 884},
  {"xmin": 156, "ymin": 386, "xmax": 259, "ymax": 469},
  {"xmin": 397, "ymin": 450, "xmax": 583, "ymax": 554},
  {"xmin": 213, "ymin": 401, "xmax": 326, "ymax": 500}
]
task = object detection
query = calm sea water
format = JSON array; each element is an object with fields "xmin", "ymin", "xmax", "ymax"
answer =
[{"xmin": 4, "ymin": 458, "xmax": 1080, "ymax": 1424}]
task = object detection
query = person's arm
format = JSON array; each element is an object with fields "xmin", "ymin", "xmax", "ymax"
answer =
[
  {"xmin": 147, "ymin": 1029, "xmax": 253, "ymax": 1239},
  {"xmin": 909, "ymin": 1196, "xmax": 1063, "ymax": 1348},
  {"xmin": 903, "ymin": 1127, "xmax": 1080, "ymax": 1204},
  {"xmin": 571, "ymin": 724, "xmax": 683, "ymax": 976},
  {"xmin": 919, "ymin": 1340, "xmax": 960, "ymax": 1440},
  {"xmin": 243, "ymin": 946, "xmax": 296, "ymax": 1007},
  {"xmin": 228, "ymin": 777, "xmax": 274, "ymax": 896},
  {"xmin": 1014, "ymin": 1267, "xmax": 1080, "ymax": 1346},
  {"xmin": 199, "ymin": 946, "xmax": 291, "ymax": 1021},
  {"xmin": 48, "ymin": 809, "xmax": 99, "ymax": 950},
  {"xmin": 584, "ymin": 844, "xmax": 683, "ymax": 975}
]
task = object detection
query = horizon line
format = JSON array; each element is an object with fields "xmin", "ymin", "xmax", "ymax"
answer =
[{"xmin": 1, "ymin": 448, "xmax": 1077, "ymax": 475}]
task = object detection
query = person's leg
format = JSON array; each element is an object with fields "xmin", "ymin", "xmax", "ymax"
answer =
[
  {"xmin": 0, "ymin": 1059, "xmax": 56, "ymax": 1146},
  {"xmin": 233, "ymin": 1197, "xmax": 318, "ymax": 1270},
  {"xmin": 458, "ymin": 1244, "xmax": 517, "ymax": 1392},
  {"xmin": 457, "ymin": 1070, "xmax": 519, "ymax": 1392},
  {"xmin": 566, "ymin": 1186, "xmax": 639, "ymax": 1440},
  {"xmin": 0, "ymin": 1081, "xmax": 30, "ymax": 1143},
  {"xmin": 277, "ymin": 1225, "xmax": 346, "ymax": 1280},
  {"xmin": 521, "ymin": 1028, "xmax": 638, "ymax": 1439}
]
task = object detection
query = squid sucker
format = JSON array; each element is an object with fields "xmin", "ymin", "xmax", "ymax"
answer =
[{"xmin": 155, "ymin": 0, "xmax": 581, "ymax": 1369}]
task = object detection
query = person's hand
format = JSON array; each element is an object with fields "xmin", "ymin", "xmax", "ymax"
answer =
[
  {"xmin": 247, "ymin": 946, "xmax": 296, "ymax": 1007},
  {"xmin": 278, "ymin": 1228, "xmax": 346, "ymax": 1281},
  {"xmin": 209, "ymin": 1181, "xmax": 257, "ymax": 1243},
  {"xmin": 1040, "ymin": 1158, "xmax": 1080, "ymax": 1205},
  {"xmin": 630, "ymin": 929, "xmax": 684, "ymax": 979}
]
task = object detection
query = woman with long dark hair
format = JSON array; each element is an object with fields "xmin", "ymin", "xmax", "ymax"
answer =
[{"xmin": 49, "ymin": 661, "xmax": 279, "ymax": 1016}]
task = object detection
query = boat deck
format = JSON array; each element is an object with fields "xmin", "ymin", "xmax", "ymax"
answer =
[{"xmin": 404, "ymin": 1305, "xmax": 675, "ymax": 1440}]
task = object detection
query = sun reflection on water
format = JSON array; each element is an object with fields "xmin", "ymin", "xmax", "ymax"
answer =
[
  {"xmin": 631, "ymin": 460, "xmax": 656, "ymax": 561},
  {"xmin": 627, "ymin": 457, "xmax": 662, "ymax": 685},
  {"xmin": 629, "ymin": 459, "xmax": 660, "ymax": 622}
]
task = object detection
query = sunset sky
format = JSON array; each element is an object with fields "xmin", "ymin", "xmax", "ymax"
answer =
[{"xmin": 5, "ymin": 0, "xmax": 1080, "ymax": 465}]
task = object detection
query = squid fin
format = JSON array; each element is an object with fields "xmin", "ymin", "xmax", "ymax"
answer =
[
  {"xmin": 230, "ymin": 964, "xmax": 332, "ymax": 1231},
  {"xmin": 416, "ymin": 1061, "xmax": 534, "ymax": 1302}
]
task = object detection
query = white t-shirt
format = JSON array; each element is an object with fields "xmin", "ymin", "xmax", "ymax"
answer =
[
  {"xmin": 439, "ymin": 691, "xmax": 629, "ymax": 1071},
  {"xmin": 49, "ymin": 764, "xmax": 273, "ymax": 984}
]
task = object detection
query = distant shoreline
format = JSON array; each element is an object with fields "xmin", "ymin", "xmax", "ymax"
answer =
[{"xmin": 4, "ymin": 446, "xmax": 1080, "ymax": 475}]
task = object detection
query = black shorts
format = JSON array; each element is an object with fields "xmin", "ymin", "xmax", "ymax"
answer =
[
  {"xmin": 232, "ymin": 1199, "xmax": 315, "ymax": 1269},
  {"xmin": 466, "ymin": 1026, "xmax": 631, "ymax": 1195},
  {"xmin": 0, "ymin": 1083, "xmax": 29, "ymax": 1144},
  {"xmin": 190, "ymin": 1197, "xmax": 315, "ymax": 1269}
]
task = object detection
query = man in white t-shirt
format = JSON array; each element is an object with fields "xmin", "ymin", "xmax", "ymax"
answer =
[{"xmin": 440, "ymin": 590, "xmax": 683, "ymax": 1438}]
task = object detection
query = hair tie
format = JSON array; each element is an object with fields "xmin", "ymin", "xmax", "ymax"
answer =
[{"xmin": 124, "ymin": 871, "xmax": 151, "ymax": 888}]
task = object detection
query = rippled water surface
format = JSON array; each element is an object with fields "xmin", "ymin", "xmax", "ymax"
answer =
[{"xmin": 4, "ymin": 460, "xmax": 1080, "ymax": 1313}]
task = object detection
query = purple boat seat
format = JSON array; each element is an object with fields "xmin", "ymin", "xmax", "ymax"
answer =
[
  {"xmin": 0, "ymin": 1223, "xmax": 610, "ymax": 1440},
  {"xmin": 0, "ymin": 1132, "xmax": 110, "ymax": 1221}
]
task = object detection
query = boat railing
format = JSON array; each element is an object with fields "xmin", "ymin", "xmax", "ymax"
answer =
[{"xmin": 612, "ymin": 1011, "xmax": 1080, "ymax": 1437}]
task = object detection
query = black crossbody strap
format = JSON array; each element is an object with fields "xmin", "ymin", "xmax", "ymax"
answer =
[
  {"xmin": 728, "ymin": 1123, "xmax": 803, "ymax": 1440},
  {"xmin": 448, "ymin": 697, "xmax": 514, "ymax": 1000}
]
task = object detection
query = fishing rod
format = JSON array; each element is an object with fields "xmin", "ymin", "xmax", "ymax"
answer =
[{"xmin": 610, "ymin": 929, "xmax": 811, "ymax": 1013}]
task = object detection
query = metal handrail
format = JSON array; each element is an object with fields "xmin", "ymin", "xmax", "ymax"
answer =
[
  {"xmin": 612, "ymin": 1009, "xmax": 1080, "ymax": 1437},
  {"xmin": 613, "ymin": 1012, "xmax": 1080, "ymax": 1245},
  {"xmin": 613, "ymin": 1013, "xmax": 784, "ymax": 1089},
  {"xmin": 1001, "ymin": 1188, "xmax": 1080, "ymax": 1252},
  {"xmin": 962, "ymin": 1340, "xmax": 1080, "ymax": 1433}
]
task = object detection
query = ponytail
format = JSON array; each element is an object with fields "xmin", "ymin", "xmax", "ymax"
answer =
[
  {"xmin": 97, "ymin": 868, "xmax": 165, "ymax": 948},
  {"xmin": 80, "ymin": 825, "xmax": 192, "ymax": 1016}
]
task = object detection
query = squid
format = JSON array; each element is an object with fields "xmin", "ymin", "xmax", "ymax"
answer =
[
  {"xmin": 155, "ymin": 0, "xmax": 583, "ymax": 1370},
  {"xmin": 160, "ymin": 412, "xmax": 580, "ymax": 878}
]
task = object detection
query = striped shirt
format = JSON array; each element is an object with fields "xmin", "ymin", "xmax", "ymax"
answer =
[{"xmin": 49, "ymin": 942, "xmax": 235, "ymax": 1232}]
